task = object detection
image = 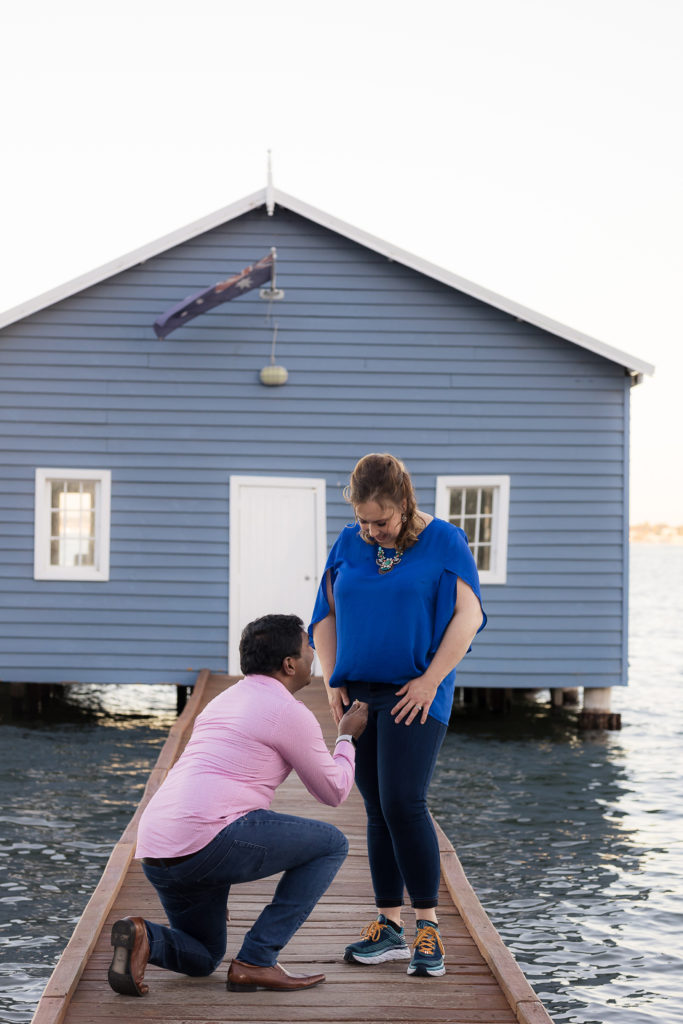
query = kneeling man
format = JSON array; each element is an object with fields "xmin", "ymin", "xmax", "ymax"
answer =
[{"xmin": 108, "ymin": 613, "xmax": 367, "ymax": 995}]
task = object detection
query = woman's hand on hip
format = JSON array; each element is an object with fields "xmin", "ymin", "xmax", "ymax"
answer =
[
  {"xmin": 327, "ymin": 684, "xmax": 349, "ymax": 726},
  {"xmin": 391, "ymin": 675, "xmax": 438, "ymax": 725}
]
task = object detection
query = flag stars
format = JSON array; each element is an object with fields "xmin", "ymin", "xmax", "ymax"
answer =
[{"xmin": 152, "ymin": 251, "xmax": 274, "ymax": 338}]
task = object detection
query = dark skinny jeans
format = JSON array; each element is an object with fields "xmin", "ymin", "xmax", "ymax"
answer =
[
  {"xmin": 345, "ymin": 681, "xmax": 447, "ymax": 909},
  {"xmin": 141, "ymin": 809, "xmax": 348, "ymax": 974}
]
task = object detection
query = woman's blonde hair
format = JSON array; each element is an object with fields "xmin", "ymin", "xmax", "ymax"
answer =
[{"xmin": 343, "ymin": 452, "xmax": 422, "ymax": 549}]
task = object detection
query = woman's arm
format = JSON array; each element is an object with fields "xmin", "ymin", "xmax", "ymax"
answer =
[
  {"xmin": 392, "ymin": 578, "xmax": 484, "ymax": 725},
  {"xmin": 311, "ymin": 570, "xmax": 349, "ymax": 724}
]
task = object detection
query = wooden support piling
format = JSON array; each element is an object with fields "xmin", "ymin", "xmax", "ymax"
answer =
[{"xmin": 579, "ymin": 686, "xmax": 621, "ymax": 730}]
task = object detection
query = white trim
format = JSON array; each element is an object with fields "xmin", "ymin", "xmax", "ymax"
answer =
[
  {"xmin": 275, "ymin": 190, "xmax": 654, "ymax": 377},
  {"xmin": 228, "ymin": 474, "xmax": 327, "ymax": 674},
  {"xmin": 34, "ymin": 468, "xmax": 111, "ymax": 582},
  {"xmin": 0, "ymin": 190, "xmax": 266, "ymax": 332},
  {"xmin": 435, "ymin": 474, "xmax": 510, "ymax": 585},
  {"xmin": 0, "ymin": 186, "xmax": 654, "ymax": 377},
  {"xmin": 266, "ymin": 151, "xmax": 275, "ymax": 216}
]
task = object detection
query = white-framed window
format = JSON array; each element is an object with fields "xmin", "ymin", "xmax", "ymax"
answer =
[
  {"xmin": 435, "ymin": 475, "xmax": 510, "ymax": 585},
  {"xmin": 34, "ymin": 469, "xmax": 111, "ymax": 581}
]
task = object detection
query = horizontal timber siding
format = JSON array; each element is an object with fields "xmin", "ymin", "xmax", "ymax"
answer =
[{"xmin": 0, "ymin": 206, "xmax": 628, "ymax": 689}]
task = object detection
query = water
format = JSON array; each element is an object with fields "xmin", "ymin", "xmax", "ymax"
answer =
[
  {"xmin": 0, "ymin": 546, "xmax": 681, "ymax": 1023},
  {"xmin": 0, "ymin": 686, "xmax": 175, "ymax": 1023},
  {"xmin": 431, "ymin": 545, "xmax": 683, "ymax": 1024}
]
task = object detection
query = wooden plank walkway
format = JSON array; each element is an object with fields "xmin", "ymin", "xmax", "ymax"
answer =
[{"xmin": 31, "ymin": 672, "xmax": 553, "ymax": 1024}]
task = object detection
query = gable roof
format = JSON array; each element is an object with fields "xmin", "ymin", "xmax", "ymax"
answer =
[{"xmin": 0, "ymin": 187, "xmax": 654, "ymax": 377}]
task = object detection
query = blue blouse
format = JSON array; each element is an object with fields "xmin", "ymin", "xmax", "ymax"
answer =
[{"xmin": 309, "ymin": 517, "xmax": 486, "ymax": 724}]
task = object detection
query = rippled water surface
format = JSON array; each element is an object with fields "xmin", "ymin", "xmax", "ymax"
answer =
[
  {"xmin": 1, "ymin": 545, "xmax": 682, "ymax": 1023},
  {"xmin": 0, "ymin": 686, "xmax": 175, "ymax": 1023},
  {"xmin": 431, "ymin": 545, "xmax": 683, "ymax": 1024}
]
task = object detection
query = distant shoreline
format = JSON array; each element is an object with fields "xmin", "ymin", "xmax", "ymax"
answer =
[{"xmin": 630, "ymin": 523, "xmax": 683, "ymax": 545}]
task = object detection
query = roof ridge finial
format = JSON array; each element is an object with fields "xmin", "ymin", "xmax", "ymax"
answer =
[{"xmin": 266, "ymin": 150, "xmax": 274, "ymax": 216}]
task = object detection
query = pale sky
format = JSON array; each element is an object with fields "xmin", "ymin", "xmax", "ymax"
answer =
[{"xmin": 3, "ymin": 0, "xmax": 682, "ymax": 522}]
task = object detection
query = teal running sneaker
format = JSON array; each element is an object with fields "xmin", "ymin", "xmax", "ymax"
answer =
[
  {"xmin": 407, "ymin": 920, "xmax": 446, "ymax": 976},
  {"xmin": 343, "ymin": 914, "xmax": 411, "ymax": 965}
]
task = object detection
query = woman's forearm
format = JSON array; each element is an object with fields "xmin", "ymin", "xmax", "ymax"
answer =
[
  {"xmin": 312, "ymin": 614, "xmax": 337, "ymax": 686},
  {"xmin": 424, "ymin": 582, "xmax": 484, "ymax": 687}
]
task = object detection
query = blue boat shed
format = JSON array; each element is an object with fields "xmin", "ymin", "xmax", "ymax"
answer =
[{"xmin": 0, "ymin": 187, "xmax": 654, "ymax": 714}]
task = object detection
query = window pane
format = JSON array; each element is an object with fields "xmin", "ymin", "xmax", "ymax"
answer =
[
  {"xmin": 480, "ymin": 488, "xmax": 494, "ymax": 515},
  {"xmin": 51, "ymin": 537, "xmax": 80, "ymax": 567},
  {"xmin": 38, "ymin": 471, "xmax": 108, "ymax": 579},
  {"xmin": 448, "ymin": 488, "xmax": 464, "ymax": 519},
  {"xmin": 74, "ymin": 542, "xmax": 93, "ymax": 567},
  {"xmin": 465, "ymin": 489, "xmax": 479, "ymax": 515},
  {"xmin": 477, "ymin": 546, "xmax": 491, "ymax": 571},
  {"xmin": 63, "ymin": 511, "xmax": 81, "ymax": 534},
  {"xmin": 438, "ymin": 477, "xmax": 506, "ymax": 581},
  {"xmin": 64, "ymin": 539, "xmax": 80, "ymax": 566},
  {"xmin": 463, "ymin": 517, "xmax": 478, "ymax": 543},
  {"xmin": 61, "ymin": 492, "xmax": 82, "ymax": 514},
  {"xmin": 53, "ymin": 483, "xmax": 97, "ymax": 551},
  {"xmin": 51, "ymin": 482, "xmax": 65, "ymax": 508},
  {"xmin": 81, "ymin": 510, "xmax": 95, "ymax": 536}
]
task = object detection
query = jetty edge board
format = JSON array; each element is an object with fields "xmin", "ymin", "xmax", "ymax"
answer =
[
  {"xmin": 29, "ymin": 668, "xmax": 212, "ymax": 1024},
  {"xmin": 30, "ymin": 671, "xmax": 554, "ymax": 1024}
]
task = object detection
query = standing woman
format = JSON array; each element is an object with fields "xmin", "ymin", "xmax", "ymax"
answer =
[{"xmin": 310, "ymin": 453, "xmax": 486, "ymax": 978}]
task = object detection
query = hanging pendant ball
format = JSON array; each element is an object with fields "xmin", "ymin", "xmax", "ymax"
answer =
[{"xmin": 259, "ymin": 364, "xmax": 288, "ymax": 387}]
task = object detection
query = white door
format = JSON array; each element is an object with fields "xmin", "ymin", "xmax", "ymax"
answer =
[{"xmin": 228, "ymin": 476, "xmax": 327, "ymax": 674}]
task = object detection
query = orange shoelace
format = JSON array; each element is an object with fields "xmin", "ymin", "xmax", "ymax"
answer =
[
  {"xmin": 413, "ymin": 924, "xmax": 444, "ymax": 955},
  {"xmin": 360, "ymin": 920, "xmax": 386, "ymax": 942}
]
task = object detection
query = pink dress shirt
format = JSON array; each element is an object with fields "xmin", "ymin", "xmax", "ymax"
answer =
[{"xmin": 135, "ymin": 675, "xmax": 355, "ymax": 859}]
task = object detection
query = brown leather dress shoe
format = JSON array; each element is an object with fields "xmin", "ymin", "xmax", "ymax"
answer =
[
  {"xmin": 108, "ymin": 917, "xmax": 150, "ymax": 996},
  {"xmin": 227, "ymin": 958, "xmax": 325, "ymax": 992}
]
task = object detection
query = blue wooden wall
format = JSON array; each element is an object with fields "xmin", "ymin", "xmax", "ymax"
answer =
[{"xmin": 0, "ymin": 206, "xmax": 630, "ymax": 688}]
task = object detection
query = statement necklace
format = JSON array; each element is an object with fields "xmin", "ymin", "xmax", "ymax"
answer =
[{"xmin": 376, "ymin": 544, "xmax": 404, "ymax": 574}]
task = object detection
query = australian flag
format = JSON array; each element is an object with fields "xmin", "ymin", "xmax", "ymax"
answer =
[{"xmin": 153, "ymin": 252, "xmax": 274, "ymax": 339}]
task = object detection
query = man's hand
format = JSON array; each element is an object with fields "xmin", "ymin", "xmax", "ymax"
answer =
[{"xmin": 338, "ymin": 699, "xmax": 368, "ymax": 741}]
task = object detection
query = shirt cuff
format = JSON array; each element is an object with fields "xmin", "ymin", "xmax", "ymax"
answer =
[{"xmin": 335, "ymin": 733, "xmax": 357, "ymax": 748}]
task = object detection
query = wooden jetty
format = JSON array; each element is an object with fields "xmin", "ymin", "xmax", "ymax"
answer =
[{"xmin": 31, "ymin": 671, "xmax": 554, "ymax": 1024}]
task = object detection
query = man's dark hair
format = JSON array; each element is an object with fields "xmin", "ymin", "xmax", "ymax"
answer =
[{"xmin": 239, "ymin": 614, "xmax": 305, "ymax": 676}]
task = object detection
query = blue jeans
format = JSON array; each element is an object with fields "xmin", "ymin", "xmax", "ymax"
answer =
[
  {"xmin": 141, "ymin": 809, "xmax": 348, "ymax": 974},
  {"xmin": 346, "ymin": 682, "xmax": 447, "ymax": 910}
]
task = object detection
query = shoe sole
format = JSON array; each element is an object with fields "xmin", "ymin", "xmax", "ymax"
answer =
[
  {"xmin": 344, "ymin": 947, "xmax": 411, "ymax": 964},
  {"xmin": 407, "ymin": 962, "xmax": 446, "ymax": 976},
  {"xmin": 227, "ymin": 978, "xmax": 325, "ymax": 992},
  {"xmin": 108, "ymin": 920, "xmax": 146, "ymax": 996}
]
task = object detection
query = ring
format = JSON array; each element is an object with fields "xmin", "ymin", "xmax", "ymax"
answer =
[{"xmin": 416, "ymin": 704, "xmax": 423, "ymax": 711}]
